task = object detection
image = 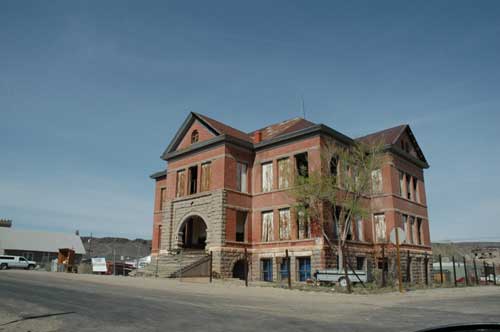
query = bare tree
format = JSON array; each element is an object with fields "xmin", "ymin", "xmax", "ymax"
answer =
[{"xmin": 291, "ymin": 139, "xmax": 383, "ymax": 291}]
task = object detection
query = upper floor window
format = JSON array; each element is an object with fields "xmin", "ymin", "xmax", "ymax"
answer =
[
  {"xmin": 236, "ymin": 211, "xmax": 247, "ymax": 242},
  {"xmin": 406, "ymin": 174, "xmax": 412, "ymax": 200},
  {"xmin": 297, "ymin": 210, "xmax": 310, "ymax": 239},
  {"xmin": 401, "ymin": 214, "xmax": 408, "ymax": 243},
  {"xmin": 262, "ymin": 162, "xmax": 273, "ymax": 192},
  {"xmin": 295, "ymin": 152, "xmax": 309, "ymax": 177},
  {"xmin": 330, "ymin": 155, "xmax": 339, "ymax": 177},
  {"xmin": 399, "ymin": 171, "xmax": 405, "ymax": 197},
  {"xmin": 200, "ymin": 162, "xmax": 211, "ymax": 192},
  {"xmin": 417, "ymin": 218, "xmax": 423, "ymax": 245},
  {"xmin": 408, "ymin": 216, "xmax": 415, "ymax": 244},
  {"xmin": 279, "ymin": 208, "xmax": 291, "ymax": 240},
  {"xmin": 191, "ymin": 130, "xmax": 199, "ymax": 144},
  {"xmin": 236, "ymin": 162, "xmax": 248, "ymax": 193},
  {"xmin": 262, "ymin": 211, "xmax": 274, "ymax": 242},
  {"xmin": 371, "ymin": 169, "xmax": 383, "ymax": 193},
  {"xmin": 278, "ymin": 158, "xmax": 290, "ymax": 189},
  {"xmin": 413, "ymin": 178, "xmax": 420, "ymax": 203},
  {"xmin": 188, "ymin": 165, "xmax": 198, "ymax": 195},
  {"xmin": 374, "ymin": 213, "xmax": 386, "ymax": 243},
  {"xmin": 356, "ymin": 217, "xmax": 364, "ymax": 242},
  {"xmin": 176, "ymin": 170, "xmax": 186, "ymax": 198},
  {"xmin": 159, "ymin": 187, "xmax": 167, "ymax": 210}
]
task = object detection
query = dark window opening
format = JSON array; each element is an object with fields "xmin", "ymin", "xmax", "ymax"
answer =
[
  {"xmin": 236, "ymin": 211, "xmax": 247, "ymax": 242},
  {"xmin": 356, "ymin": 257, "xmax": 365, "ymax": 271},
  {"xmin": 417, "ymin": 218, "xmax": 422, "ymax": 245},
  {"xmin": 406, "ymin": 175, "xmax": 412, "ymax": 200},
  {"xmin": 191, "ymin": 130, "xmax": 199, "ymax": 144},
  {"xmin": 261, "ymin": 258, "xmax": 273, "ymax": 282},
  {"xmin": 232, "ymin": 260, "xmax": 246, "ymax": 280},
  {"xmin": 297, "ymin": 257, "xmax": 311, "ymax": 281},
  {"xmin": 188, "ymin": 166, "xmax": 198, "ymax": 195},
  {"xmin": 330, "ymin": 156, "xmax": 338, "ymax": 177},
  {"xmin": 295, "ymin": 152, "xmax": 309, "ymax": 177},
  {"xmin": 378, "ymin": 258, "xmax": 388, "ymax": 271}
]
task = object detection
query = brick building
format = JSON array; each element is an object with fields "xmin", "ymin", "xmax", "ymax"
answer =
[{"xmin": 149, "ymin": 112, "xmax": 432, "ymax": 283}]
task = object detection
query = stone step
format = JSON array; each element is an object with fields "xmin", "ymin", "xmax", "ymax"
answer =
[{"xmin": 142, "ymin": 250, "xmax": 209, "ymax": 278}]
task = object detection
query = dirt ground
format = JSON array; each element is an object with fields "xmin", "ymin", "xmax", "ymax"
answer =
[{"xmin": 1, "ymin": 270, "xmax": 499, "ymax": 332}]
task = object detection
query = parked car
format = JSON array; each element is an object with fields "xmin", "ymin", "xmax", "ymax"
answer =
[
  {"xmin": 314, "ymin": 269, "xmax": 368, "ymax": 287},
  {"xmin": 0, "ymin": 255, "xmax": 37, "ymax": 270}
]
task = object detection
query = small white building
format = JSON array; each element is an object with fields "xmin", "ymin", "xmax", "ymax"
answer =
[{"xmin": 0, "ymin": 228, "xmax": 86, "ymax": 264}]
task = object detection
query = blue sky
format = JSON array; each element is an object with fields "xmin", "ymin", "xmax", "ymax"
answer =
[{"xmin": 1, "ymin": 1, "xmax": 499, "ymax": 241}]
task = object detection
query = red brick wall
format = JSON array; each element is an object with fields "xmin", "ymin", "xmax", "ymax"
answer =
[{"xmin": 151, "ymin": 175, "xmax": 167, "ymax": 255}]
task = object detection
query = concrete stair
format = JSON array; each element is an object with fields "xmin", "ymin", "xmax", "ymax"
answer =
[{"xmin": 138, "ymin": 249, "xmax": 209, "ymax": 278}]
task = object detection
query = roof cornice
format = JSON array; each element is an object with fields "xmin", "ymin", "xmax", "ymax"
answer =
[
  {"xmin": 386, "ymin": 145, "xmax": 430, "ymax": 169},
  {"xmin": 162, "ymin": 134, "xmax": 253, "ymax": 161},
  {"xmin": 149, "ymin": 170, "xmax": 167, "ymax": 179}
]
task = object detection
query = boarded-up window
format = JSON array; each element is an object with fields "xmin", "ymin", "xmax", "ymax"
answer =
[
  {"xmin": 262, "ymin": 211, "xmax": 274, "ymax": 242},
  {"xmin": 374, "ymin": 213, "xmax": 386, "ymax": 242},
  {"xmin": 399, "ymin": 171, "xmax": 405, "ymax": 196},
  {"xmin": 176, "ymin": 170, "xmax": 186, "ymax": 198},
  {"xmin": 278, "ymin": 158, "xmax": 290, "ymax": 189},
  {"xmin": 160, "ymin": 188, "xmax": 167, "ymax": 210},
  {"xmin": 200, "ymin": 162, "xmax": 211, "ymax": 192},
  {"xmin": 402, "ymin": 214, "xmax": 408, "ymax": 243},
  {"xmin": 356, "ymin": 217, "xmax": 364, "ymax": 242},
  {"xmin": 262, "ymin": 162, "xmax": 273, "ymax": 192},
  {"xmin": 371, "ymin": 169, "xmax": 382, "ymax": 193},
  {"xmin": 409, "ymin": 216, "xmax": 415, "ymax": 244},
  {"xmin": 236, "ymin": 162, "xmax": 247, "ymax": 192},
  {"xmin": 279, "ymin": 208, "xmax": 291, "ymax": 240},
  {"xmin": 297, "ymin": 210, "xmax": 310, "ymax": 239}
]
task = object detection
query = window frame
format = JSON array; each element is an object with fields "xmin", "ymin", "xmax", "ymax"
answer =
[
  {"xmin": 261, "ymin": 162, "xmax": 273, "ymax": 192},
  {"xmin": 236, "ymin": 162, "xmax": 248, "ymax": 193}
]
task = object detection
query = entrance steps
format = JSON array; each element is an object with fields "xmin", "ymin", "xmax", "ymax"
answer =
[{"xmin": 138, "ymin": 249, "xmax": 209, "ymax": 278}]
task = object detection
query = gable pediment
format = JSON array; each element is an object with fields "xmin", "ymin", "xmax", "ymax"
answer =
[
  {"xmin": 395, "ymin": 126, "xmax": 428, "ymax": 166},
  {"xmin": 162, "ymin": 113, "xmax": 220, "ymax": 158}
]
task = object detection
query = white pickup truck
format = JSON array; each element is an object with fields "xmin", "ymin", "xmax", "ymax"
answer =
[
  {"xmin": 0, "ymin": 255, "xmax": 37, "ymax": 270},
  {"xmin": 314, "ymin": 269, "xmax": 368, "ymax": 287}
]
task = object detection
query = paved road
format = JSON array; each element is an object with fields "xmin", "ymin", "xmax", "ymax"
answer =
[{"xmin": 0, "ymin": 270, "xmax": 499, "ymax": 332}]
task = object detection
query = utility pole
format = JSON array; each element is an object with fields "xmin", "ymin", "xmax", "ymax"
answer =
[
  {"xmin": 112, "ymin": 245, "xmax": 116, "ymax": 276},
  {"xmin": 244, "ymin": 248, "xmax": 248, "ymax": 287},
  {"xmin": 286, "ymin": 249, "xmax": 291, "ymax": 289},
  {"xmin": 88, "ymin": 233, "xmax": 93, "ymax": 259}
]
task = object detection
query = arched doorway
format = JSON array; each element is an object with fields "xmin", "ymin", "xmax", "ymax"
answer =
[
  {"xmin": 179, "ymin": 215, "xmax": 207, "ymax": 249},
  {"xmin": 232, "ymin": 259, "xmax": 246, "ymax": 280}
]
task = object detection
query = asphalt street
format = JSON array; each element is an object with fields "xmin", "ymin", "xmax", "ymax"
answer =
[{"xmin": 0, "ymin": 270, "xmax": 499, "ymax": 332}]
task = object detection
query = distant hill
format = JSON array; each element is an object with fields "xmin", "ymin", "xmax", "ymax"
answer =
[
  {"xmin": 431, "ymin": 242, "xmax": 500, "ymax": 264},
  {"xmin": 81, "ymin": 237, "xmax": 151, "ymax": 261}
]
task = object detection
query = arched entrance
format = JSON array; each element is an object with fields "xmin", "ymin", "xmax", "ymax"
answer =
[
  {"xmin": 178, "ymin": 215, "xmax": 207, "ymax": 249},
  {"xmin": 232, "ymin": 259, "xmax": 246, "ymax": 280}
]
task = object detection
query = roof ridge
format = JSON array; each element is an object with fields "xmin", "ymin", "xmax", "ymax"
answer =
[
  {"xmin": 355, "ymin": 124, "xmax": 407, "ymax": 141},
  {"xmin": 193, "ymin": 112, "xmax": 252, "ymax": 140}
]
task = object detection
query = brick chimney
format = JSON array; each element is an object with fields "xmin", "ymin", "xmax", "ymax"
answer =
[{"xmin": 253, "ymin": 130, "xmax": 262, "ymax": 144}]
